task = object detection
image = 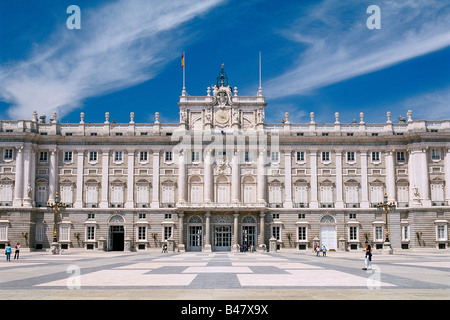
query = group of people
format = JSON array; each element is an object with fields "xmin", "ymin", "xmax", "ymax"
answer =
[
  {"xmin": 4, "ymin": 242, "xmax": 20, "ymax": 262},
  {"xmin": 234, "ymin": 243, "xmax": 254, "ymax": 253},
  {"xmin": 313, "ymin": 244, "xmax": 327, "ymax": 257}
]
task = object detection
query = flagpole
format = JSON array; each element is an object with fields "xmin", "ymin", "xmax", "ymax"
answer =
[
  {"xmin": 258, "ymin": 51, "xmax": 263, "ymax": 96},
  {"xmin": 182, "ymin": 51, "xmax": 186, "ymax": 96}
]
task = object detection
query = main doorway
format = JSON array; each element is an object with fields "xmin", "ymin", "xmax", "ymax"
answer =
[
  {"xmin": 241, "ymin": 225, "xmax": 256, "ymax": 248},
  {"xmin": 109, "ymin": 225, "xmax": 124, "ymax": 251},
  {"xmin": 213, "ymin": 225, "xmax": 231, "ymax": 251},
  {"xmin": 188, "ymin": 225, "xmax": 203, "ymax": 251},
  {"xmin": 320, "ymin": 225, "xmax": 337, "ymax": 251}
]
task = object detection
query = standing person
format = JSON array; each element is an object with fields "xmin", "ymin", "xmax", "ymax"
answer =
[
  {"xmin": 14, "ymin": 242, "xmax": 20, "ymax": 260},
  {"xmin": 5, "ymin": 243, "xmax": 11, "ymax": 262},
  {"xmin": 363, "ymin": 241, "xmax": 372, "ymax": 270},
  {"xmin": 322, "ymin": 245, "xmax": 327, "ymax": 257}
]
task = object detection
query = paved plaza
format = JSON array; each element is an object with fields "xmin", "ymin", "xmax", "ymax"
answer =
[{"xmin": 0, "ymin": 249, "xmax": 449, "ymax": 300}]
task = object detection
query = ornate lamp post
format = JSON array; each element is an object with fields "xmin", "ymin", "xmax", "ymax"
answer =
[
  {"xmin": 376, "ymin": 192, "xmax": 396, "ymax": 253},
  {"xmin": 47, "ymin": 192, "xmax": 66, "ymax": 254}
]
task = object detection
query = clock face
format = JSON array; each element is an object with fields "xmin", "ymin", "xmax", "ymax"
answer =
[{"xmin": 215, "ymin": 109, "xmax": 229, "ymax": 124}]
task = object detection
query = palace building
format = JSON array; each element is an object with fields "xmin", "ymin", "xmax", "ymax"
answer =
[{"xmin": 0, "ymin": 67, "xmax": 449, "ymax": 252}]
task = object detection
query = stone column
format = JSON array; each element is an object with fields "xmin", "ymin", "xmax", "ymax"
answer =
[
  {"xmin": 257, "ymin": 149, "xmax": 266, "ymax": 203},
  {"xmin": 259, "ymin": 212, "xmax": 266, "ymax": 250},
  {"xmin": 204, "ymin": 212, "xmax": 212, "ymax": 252},
  {"xmin": 178, "ymin": 212, "xmax": 185, "ymax": 252},
  {"xmin": 99, "ymin": 150, "xmax": 109, "ymax": 208},
  {"xmin": 445, "ymin": 149, "xmax": 450, "ymax": 202},
  {"xmin": 335, "ymin": 150, "xmax": 343, "ymax": 208},
  {"xmin": 151, "ymin": 150, "xmax": 160, "ymax": 208},
  {"xmin": 310, "ymin": 151, "xmax": 318, "ymax": 208},
  {"xmin": 204, "ymin": 150, "xmax": 213, "ymax": 203},
  {"xmin": 233, "ymin": 212, "xmax": 239, "ymax": 246},
  {"xmin": 22, "ymin": 145, "xmax": 32, "ymax": 207},
  {"xmin": 284, "ymin": 150, "xmax": 293, "ymax": 208},
  {"xmin": 29, "ymin": 146, "xmax": 36, "ymax": 206},
  {"xmin": 361, "ymin": 151, "xmax": 369, "ymax": 208},
  {"xmin": 74, "ymin": 150, "xmax": 84, "ymax": 208},
  {"xmin": 178, "ymin": 150, "xmax": 187, "ymax": 203},
  {"xmin": 231, "ymin": 150, "xmax": 240, "ymax": 203},
  {"xmin": 48, "ymin": 147, "xmax": 58, "ymax": 203},
  {"xmin": 125, "ymin": 150, "xmax": 135, "ymax": 208},
  {"xmin": 419, "ymin": 149, "xmax": 431, "ymax": 206},
  {"xmin": 385, "ymin": 150, "xmax": 396, "ymax": 203},
  {"xmin": 13, "ymin": 146, "xmax": 24, "ymax": 206}
]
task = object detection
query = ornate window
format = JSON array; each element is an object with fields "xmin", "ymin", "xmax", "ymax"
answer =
[{"xmin": 188, "ymin": 215, "xmax": 202, "ymax": 224}]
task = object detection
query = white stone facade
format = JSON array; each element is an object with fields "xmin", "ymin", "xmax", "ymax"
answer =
[{"xmin": 0, "ymin": 69, "xmax": 449, "ymax": 252}]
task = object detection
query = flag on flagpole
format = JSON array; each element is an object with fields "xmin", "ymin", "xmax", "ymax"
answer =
[{"xmin": 181, "ymin": 53, "xmax": 185, "ymax": 69}]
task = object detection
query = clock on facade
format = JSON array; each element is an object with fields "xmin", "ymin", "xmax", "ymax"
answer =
[{"xmin": 215, "ymin": 109, "xmax": 229, "ymax": 124}]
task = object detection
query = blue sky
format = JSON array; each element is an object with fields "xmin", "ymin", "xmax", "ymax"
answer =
[{"xmin": 0, "ymin": 0, "xmax": 449, "ymax": 125}]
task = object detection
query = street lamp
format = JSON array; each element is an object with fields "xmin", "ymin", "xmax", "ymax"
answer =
[
  {"xmin": 376, "ymin": 192, "xmax": 396, "ymax": 252},
  {"xmin": 47, "ymin": 192, "xmax": 66, "ymax": 252}
]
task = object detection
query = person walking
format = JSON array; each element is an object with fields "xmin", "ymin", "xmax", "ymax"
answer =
[
  {"xmin": 363, "ymin": 241, "xmax": 372, "ymax": 270},
  {"xmin": 5, "ymin": 243, "xmax": 11, "ymax": 262},
  {"xmin": 322, "ymin": 245, "xmax": 327, "ymax": 257},
  {"xmin": 14, "ymin": 242, "xmax": 20, "ymax": 260}
]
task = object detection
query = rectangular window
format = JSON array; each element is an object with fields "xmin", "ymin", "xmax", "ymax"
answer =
[
  {"xmin": 322, "ymin": 151, "xmax": 330, "ymax": 162},
  {"xmin": 137, "ymin": 185, "xmax": 149, "ymax": 204},
  {"xmin": 372, "ymin": 151, "xmax": 380, "ymax": 162},
  {"xmin": 294, "ymin": 185, "xmax": 308, "ymax": 204},
  {"xmin": 271, "ymin": 152, "xmax": 279, "ymax": 163},
  {"xmin": 272, "ymin": 226, "xmax": 280, "ymax": 240},
  {"xmin": 140, "ymin": 151, "xmax": 148, "ymax": 162},
  {"xmin": 431, "ymin": 184, "xmax": 445, "ymax": 202},
  {"xmin": 165, "ymin": 151, "xmax": 173, "ymax": 162},
  {"xmin": 60, "ymin": 186, "xmax": 73, "ymax": 204},
  {"xmin": 0, "ymin": 184, "xmax": 13, "ymax": 202},
  {"xmin": 162, "ymin": 185, "xmax": 175, "ymax": 204},
  {"xmin": 39, "ymin": 151, "xmax": 48, "ymax": 162},
  {"xmin": 437, "ymin": 225, "xmax": 446, "ymax": 240},
  {"xmin": 244, "ymin": 151, "xmax": 253, "ymax": 163},
  {"xmin": 402, "ymin": 225, "xmax": 410, "ymax": 241},
  {"xmin": 86, "ymin": 226, "xmax": 95, "ymax": 241},
  {"xmin": 347, "ymin": 151, "xmax": 355, "ymax": 162},
  {"xmin": 346, "ymin": 186, "xmax": 358, "ymax": 204},
  {"xmin": 36, "ymin": 185, "xmax": 48, "ymax": 204},
  {"xmin": 243, "ymin": 185, "xmax": 254, "ymax": 203},
  {"xmin": 349, "ymin": 226, "xmax": 358, "ymax": 241},
  {"xmin": 111, "ymin": 186, "xmax": 124, "ymax": 204},
  {"xmin": 89, "ymin": 151, "xmax": 98, "ymax": 162},
  {"xmin": 298, "ymin": 226, "xmax": 306, "ymax": 241},
  {"xmin": 431, "ymin": 149, "xmax": 441, "ymax": 161},
  {"xmin": 296, "ymin": 151, "xmax": 305, "ymax": 162},
  {"xmin": 0, "ymin": 225, "xmax": 7, "ymax": 241},
  {"xmin": 60, "ymin": 226, "xmax": 70, "ymax": 241},
  {"xmin": 270, "ymin": 185, "xmax": 282, "ymax": 204},
  {"xmin": 4, "ymin": 149, "xmax": 13, "ymax": 160},
  {"xmin": 375, "ymin": 226, "xmax": 384, "ymax": 241},
  {"xmin": 64, "ymin": 151, "xmax": 72, "ymax": 162},
  {"xmin": 164, "ymin": 226, "xmax": 172, "ymax": 241},
  {"xmin": 138, "ymin": 226, "xmax": 147, "ymax": 241},
  {"xmin": 397, "ymin": 151, "xmax": 405, "ymax": 162},
  {"xmin": 397, "ymin": 186, "xmax": 409, "ymax": 203},
  {"xmin": 217, "ymin": 185, "xmax": 227, "ymax": 203},
  {"xmin": 190, "ymin": 185, "xmax": 200, "ymax": 203},
  {"xmin": 86, "ymin": 186, "xmax": 98, "ymax": 204},
  {"xmin": 371, "ymin": 186, "xmax": 383, "ymax": 204},
  {"xmin": 35, "ymin": 225, "xmax": 45, "ymax": 242},
  {"xmin": 114, "ymin": 151, "xmax": 123, "ymax": 162},
  {"xmin": 191, "ymin": 151, "xmax": 200, "ymax": 163},
  {"xmin": 321, "ymin": 186, "xmax": 333, "ymax": 203}
]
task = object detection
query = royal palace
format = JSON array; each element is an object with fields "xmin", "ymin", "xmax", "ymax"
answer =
[{"xmin": 0, "ymin": 68, "xmax": 449, "ymax": 253}]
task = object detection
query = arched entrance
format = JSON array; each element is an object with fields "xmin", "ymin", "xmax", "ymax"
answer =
[
  {"xmin": 108, "ymin": 215, "xmax": 125, "ymax": 251},
  {"xmin": 241, "ymin": 215, "xmax": 257, "ymax": 249},
  {"xmin": 187, "ymin": 215, "xmax": 203, "ymax": 251},
  {"xmin": 320, "ymin": 215, "xmax": 337, "ymax": 250}
]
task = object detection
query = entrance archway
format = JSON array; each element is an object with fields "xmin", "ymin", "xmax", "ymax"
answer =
[
  {"xmin": 108, "ymin": 215, "xmax": 125, "ymax": 251},
  {"xmin": 319, "ymin": 215, "xmax": 337, "ymax": 250}
]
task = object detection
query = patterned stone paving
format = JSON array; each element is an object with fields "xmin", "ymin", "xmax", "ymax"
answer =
[{"xmin": 0, "ymin": 250, "xmax": 449, "ymax": 299}]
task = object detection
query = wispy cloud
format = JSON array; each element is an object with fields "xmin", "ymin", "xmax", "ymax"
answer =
[
  {"xmin": 399, "ymin": 87, "xmax": 450, "ymax": 120},
  {"xmin": 264, "ymin": 0, "xmax": 450, "ymax": 99},
  {"xmin": 0, "ymin": 0, "xmax": 224, "ymax": 119}
]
